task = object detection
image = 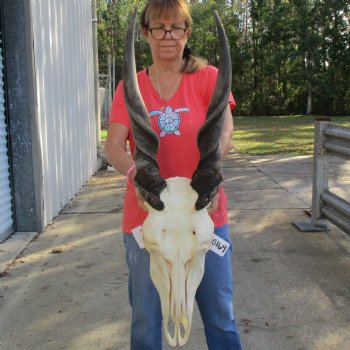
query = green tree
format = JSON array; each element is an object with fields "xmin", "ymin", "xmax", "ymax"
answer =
[{"xmin": 96, "ymin": 0, "xmax": 350, "ymax": 116}]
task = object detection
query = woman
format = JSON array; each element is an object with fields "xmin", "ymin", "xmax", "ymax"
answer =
[{"xmin": 105, "ymin": 1, "xmax": 243, "ymax": 349}]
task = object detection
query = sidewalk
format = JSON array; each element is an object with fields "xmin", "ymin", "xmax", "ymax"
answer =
[{"xmin": 0, "ymin": 154, "xmax": 350, "ymax": 350}]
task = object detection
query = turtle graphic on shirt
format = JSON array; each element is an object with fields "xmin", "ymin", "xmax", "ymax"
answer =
[{"xmin": 149, "ymin": 106, "xmax": 190, "ymax": 137}]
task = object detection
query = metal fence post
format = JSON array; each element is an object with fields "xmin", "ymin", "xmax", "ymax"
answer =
[
  {"xmin": 108, "ymin": 54, "xmax": 112, "ymax": 111},
  {"xmin": 293, "ymin": 119, "xmax": 330, "ymax": 231},
  {"xmin": 310, "ymin": 120, "xmax": 330, "ymax": 228},
  {"xmin": 294, "ymin": 119, "xmax": 350, "ymax": 234}
]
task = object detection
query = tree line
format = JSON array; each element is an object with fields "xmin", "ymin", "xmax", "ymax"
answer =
[{"xmin": 97, "ymin": 0, "xmax": 350, "ymax": 116}]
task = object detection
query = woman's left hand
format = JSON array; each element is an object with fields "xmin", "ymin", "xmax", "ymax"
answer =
[{"xmin": 208, "ymin": 193, "xmax": 219, "ymax": 214}]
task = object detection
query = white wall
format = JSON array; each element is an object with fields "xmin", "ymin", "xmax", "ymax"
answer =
[{"xmin": 30, "ymin": 0, "xmax": 97, "ymax": 226}]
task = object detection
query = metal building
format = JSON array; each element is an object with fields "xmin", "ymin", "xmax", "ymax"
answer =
[{"xmin": 0, "ymin": 0, "xmax": 99, "ymax": 242}]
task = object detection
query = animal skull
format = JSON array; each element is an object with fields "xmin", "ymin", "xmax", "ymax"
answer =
[
  {"xmin": 122, "ymin": 7, "xmax": 231, "ymax": 347},
  {"xmin": 143, "ymin": 177, "xmax": 214, "ymax": 346}
]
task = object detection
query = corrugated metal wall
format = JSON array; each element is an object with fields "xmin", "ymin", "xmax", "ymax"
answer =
[
  {"xmin": 0, "ymin": 33, "xmax": 14, "ymax": 242},
  {"xmin": 30, "ymin": 0, "xmax": 97, "ymax": 226}
]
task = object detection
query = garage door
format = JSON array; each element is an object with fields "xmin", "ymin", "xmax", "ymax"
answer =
[{"xmin": 0, "ymin": 33, "xmax": 14, "ymax": 242}]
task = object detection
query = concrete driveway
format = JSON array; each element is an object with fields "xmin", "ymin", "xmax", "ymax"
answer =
[{"xmin": 0, "ymin": 154, "xmax": 349, "ymax": 350}]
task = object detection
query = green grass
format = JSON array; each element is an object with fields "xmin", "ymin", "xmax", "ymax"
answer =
[
  {"xmin": 101, "ymin": 115, "xmax": 350, "ymax": 156},
  {"xmin": 234, "ymin": 115, "xmax": 350, "ymax": 156}
]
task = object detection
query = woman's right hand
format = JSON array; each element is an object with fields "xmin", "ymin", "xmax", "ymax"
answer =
[
  {"xmin": 105, "ymin": 123, "xmax": 149, "ymax": 212},
  {"xmin": 129, "ymin": 169, "xmax": 149, "ymax": 212},
  {"xmin": 135, "ymin": 187, "xmax": 149, "ymax": 212}
]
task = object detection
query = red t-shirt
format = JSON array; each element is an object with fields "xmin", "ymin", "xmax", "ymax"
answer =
[{"xmin": 109, "ymin": 65, "xmax": 236, "ymax": 233}]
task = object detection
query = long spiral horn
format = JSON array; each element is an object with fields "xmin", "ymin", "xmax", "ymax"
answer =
[
  {"xmin": 123, "ymin": 8, "xmax": 167, "ymax": 210},
  {"xmin": 191, "ymin": 11, "xmax": 232, "ymax": 210}
]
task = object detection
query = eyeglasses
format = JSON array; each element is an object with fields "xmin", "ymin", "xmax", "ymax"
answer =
[{"xmin": 149, "ymin": 27, "xmax": 187, "ymax": 40}]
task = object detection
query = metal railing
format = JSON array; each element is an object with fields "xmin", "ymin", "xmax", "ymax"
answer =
[
  {"xmin": 294, "ymin": 120, "xmax": 350, "ymax": 234},
  {"xmin": 99, "ymin": 55, "xmax": 116, "ymax": 129}
]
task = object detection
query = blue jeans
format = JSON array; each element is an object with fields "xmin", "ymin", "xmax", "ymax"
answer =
[{"xmin": 123, "ymin": 224, "xmax": 243, "ymax": 350}]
